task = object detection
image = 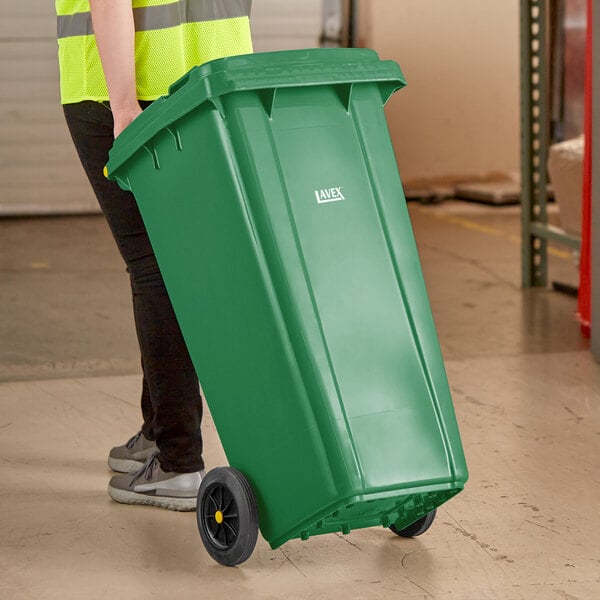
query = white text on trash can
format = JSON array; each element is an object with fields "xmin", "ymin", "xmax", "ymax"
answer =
[{"xmin": 314, "ymin": 187, "xmax": 345, "ymax": 204}]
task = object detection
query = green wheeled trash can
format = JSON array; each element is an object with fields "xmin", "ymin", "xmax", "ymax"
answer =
[{"xmin": 106, "ymin": 48, "xmax": 468, "ymax": 566}]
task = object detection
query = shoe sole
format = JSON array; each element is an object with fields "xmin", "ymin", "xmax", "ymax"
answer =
[
  {"xmin": 108, "ymin": 484, "xmax": 197, "ymax": 512},
  {"xmin": 108, "ymin": 457, "xmax": 145, "ymax": 474}
]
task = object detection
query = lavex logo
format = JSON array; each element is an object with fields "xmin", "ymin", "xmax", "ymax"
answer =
[{"xmin": 314, "ymin": 187, "xmax": 345, "ymax": 204}]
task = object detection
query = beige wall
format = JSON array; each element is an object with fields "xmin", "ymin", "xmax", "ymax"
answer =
[
  {"xmin": 252, "ymin": 0, "xmax": 323, "ymax": 52},
  {"xmin": 361, "ymin": 0, "xmax": 520, "ymax": 187},
  {"xmin": 0, "ymin": 3, "xmax": 98, "ymax": 215}
]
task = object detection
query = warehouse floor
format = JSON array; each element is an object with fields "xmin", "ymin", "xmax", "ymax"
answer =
[{"xmin": 1, "ymin": 201, "xmax": 599, "ymax": 600}]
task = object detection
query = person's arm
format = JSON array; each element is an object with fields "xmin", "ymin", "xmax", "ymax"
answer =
[{"xmin": 89, "ymin": 0, "xmax": 142, "ymax": 137}]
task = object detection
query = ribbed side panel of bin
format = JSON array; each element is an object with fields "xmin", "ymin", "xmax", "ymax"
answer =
[{"xmin": 107, "ymin": 49, "xmax": 468, "ymax": 549}]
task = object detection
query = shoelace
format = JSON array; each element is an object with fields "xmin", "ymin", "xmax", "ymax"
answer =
[
  {"xmin": 129, "ymin": 450, "xmax": 160, "ymax": 488},
  {"xmin": 125, "ymin": 431, "xmax": 143, "ymax": 449}
]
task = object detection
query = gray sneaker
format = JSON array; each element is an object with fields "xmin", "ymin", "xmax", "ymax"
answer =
[
  {"xmin": 108, "ymin": 431, "xmax": 157, "ymax": 474},
  {"xmin": 108, "ymin": 452, "xmax": 203, "ymax": 511}
]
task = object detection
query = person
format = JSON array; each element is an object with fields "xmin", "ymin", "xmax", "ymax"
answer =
[{"xmin": 55, "ymin": 0, "xmax": 253, "ymax": 511}]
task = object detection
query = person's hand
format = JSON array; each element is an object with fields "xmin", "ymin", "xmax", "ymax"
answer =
[{"xmin": 112, "ymin": 103, "xmax": 143, "ymax": 138}]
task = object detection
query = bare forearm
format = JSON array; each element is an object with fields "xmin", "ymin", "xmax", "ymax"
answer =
[{"xmin": 89, "ymin": 0, "xmax": 141, "ymax": 135}]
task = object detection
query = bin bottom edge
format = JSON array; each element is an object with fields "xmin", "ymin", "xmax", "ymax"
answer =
[{"xmin": 265, "ymin": 481, "xmax": 464, "ymax": 550}]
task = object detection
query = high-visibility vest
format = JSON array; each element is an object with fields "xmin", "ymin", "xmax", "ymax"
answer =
[{"xmin": 56, "ymin": 0, "xmax": 253, "ymax": 104}]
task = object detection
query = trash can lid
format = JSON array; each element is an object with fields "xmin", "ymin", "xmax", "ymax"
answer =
[{"xmin": 106, "ymin": 48, "xmax": 406, "ymax": 181}]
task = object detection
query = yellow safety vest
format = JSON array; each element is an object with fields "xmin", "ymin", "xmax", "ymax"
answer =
[{"xmin": 56, "ymin": 0, "xmax": 253, "ymax": 104}]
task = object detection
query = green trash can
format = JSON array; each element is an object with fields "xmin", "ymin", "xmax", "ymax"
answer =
[{"xmin": 106, "ymin": 48, "xmax": 468, "ymax": 565}]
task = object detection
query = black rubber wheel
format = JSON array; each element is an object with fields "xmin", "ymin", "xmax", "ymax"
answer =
[
  {"xmin": 389, "ymin": 509, "xmax": 437, "ymax": 538},
  {"xmin": 196, "ymin": 467, "xmax": 259, "ymax": 566}
]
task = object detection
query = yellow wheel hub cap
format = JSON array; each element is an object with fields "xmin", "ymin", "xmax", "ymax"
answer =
[{"xmin": 214, "ymin": 510, "xmax": 224, "ymax": 524}]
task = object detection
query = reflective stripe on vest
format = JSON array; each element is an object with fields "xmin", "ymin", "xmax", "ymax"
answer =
[
  {"xmin": 56, "ymin": 0, "xmax": 253, "ymax": 104},
  {"xmin": 57, "ymin": 0, "xmax": 252, "ymax": 39}
]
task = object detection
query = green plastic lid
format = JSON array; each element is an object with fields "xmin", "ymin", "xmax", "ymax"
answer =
[{"xmin": 106, "ymin": 48, "xmax": 406, "ymax": 181}]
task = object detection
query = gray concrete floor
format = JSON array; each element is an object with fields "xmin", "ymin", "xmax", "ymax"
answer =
[{"xmin": 1, "ymin": 201, "xmax": 599, "ymax": 599}]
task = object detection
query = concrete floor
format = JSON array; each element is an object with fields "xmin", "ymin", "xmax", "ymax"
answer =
[{"xmin": 1, "ymin": 201, "xmax": 599, "ymax": 599}]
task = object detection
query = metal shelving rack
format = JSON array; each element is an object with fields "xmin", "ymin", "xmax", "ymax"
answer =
[{"xmin": 520, "ymin": 0, "xmax": 581, "ymax": 288}]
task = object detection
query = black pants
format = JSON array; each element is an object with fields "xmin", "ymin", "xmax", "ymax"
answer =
[{"xmin": 63, "ymin": 101, "xmax": 204, "ymax": 473}]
